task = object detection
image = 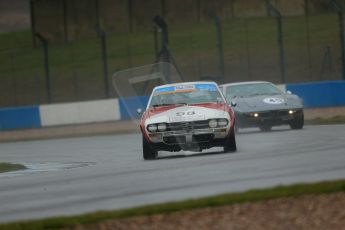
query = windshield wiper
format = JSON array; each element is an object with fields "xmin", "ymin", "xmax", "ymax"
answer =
[
  {"xmin": 152, "ymin": 103, "xmax": 172, "ymax": 107},
  {"xmin": 248, "ymin": 93, "xmax": 267, "ymax": 97},
  {"xmin": 266, "ymin": 92, "xmax": 280, "ymax": 95},
  {"xmin": 175, "ymin": 102, "xmax": 188, "ymax": 106},
  {"xmin": 249, "ymin": 92, "xmax": 281, "ymax": 97},
  {"xmin": 152, "ymin": 103, "xmax": 187, "ymax": 108}
]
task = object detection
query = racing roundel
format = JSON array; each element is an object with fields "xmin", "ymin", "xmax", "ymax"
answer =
[{"xmin": 263, "ymin": 97, "xmax": 285, "ymax": 104}]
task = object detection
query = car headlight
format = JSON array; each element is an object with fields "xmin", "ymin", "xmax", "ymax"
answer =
[
  {"xmin": 217, "ymin": 119, "xmax": 228, "ymax": 127},
  {"xmin": 157, "ymin": 123, "xmax": 167, "ymax": 131},
  {"xmin": 209, "ymin": 119, "xmax": 218, "ymax": 128},
  {"xmin": 147, "ymin": 124, "xmax": 158, "ymax": 132},
  {"xmin": 249, "ymin": 112, "xmax": 259, "ymax": 118}
]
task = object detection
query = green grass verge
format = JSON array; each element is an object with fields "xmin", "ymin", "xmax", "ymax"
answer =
[
  {"xmin": 0, "ymin": 163, "xmax": 26, "ymax": 173},
  {"xmin": 0, "ymin": 30, "xmax": 32, "ymax": 51},
  {"xmin": 1, "ymin": 179, "xmax": 345, "ymax": 230},
  {"xmin": 306, "ymin": 116, "xmax": 345, "ymax": 125}
]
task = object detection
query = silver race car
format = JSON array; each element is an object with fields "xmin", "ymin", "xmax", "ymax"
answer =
[{"xmin": 220, "ymin": 81, "xmax": 304, "ymax": 132}]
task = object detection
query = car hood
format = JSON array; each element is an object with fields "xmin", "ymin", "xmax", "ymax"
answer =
[
  {"xmin": 231, "ymin": 94, "xmax": 303, "ymax": 113},
  {"xmin": 145, "ymin": 104, "xmax": 229, "ymax": 125}
]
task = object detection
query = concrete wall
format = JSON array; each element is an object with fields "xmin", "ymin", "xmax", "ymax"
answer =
[
  {"xmin": 0, "ymin": 106, "xmax": 41, "ymax": 130},
  {"xmin": 40, "ymin": 99, "xmax": 121, "ymax": 126},
  {"xmin": 0, "ymin": 99, "xmax": 120, "ymax": 131}
]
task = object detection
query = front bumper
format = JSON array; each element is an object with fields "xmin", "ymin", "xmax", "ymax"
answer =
[
  {"xmin": 147, "ymin": 127, "xmax": 230, "ymax": 151},
  {"xmin": 149, "ymin": 128, "xmax": 229, "ymax": 144},
  {"xmin": 236, "ymin": 109, "xmax": 303, "ymax": 128}
]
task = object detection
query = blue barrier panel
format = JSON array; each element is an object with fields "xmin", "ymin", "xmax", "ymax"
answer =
[
  {"xmin": 119, "ymin": 96, "xmax": 150, "ymax": 120},
  {"xmin": 0, "ymin": 106, "xmax": 41, "ymax": 130},
  {"xmin": 286, "ymin": 81, "xmax": 345, "ymax": 108}
]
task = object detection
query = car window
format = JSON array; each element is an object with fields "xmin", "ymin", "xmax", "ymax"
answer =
[
  {"xmin": 225, "ymin": 83, "xmax": 282, "ymax": 100},
  {"xmin": 149, "ymin": 84, "xmax": 224, "ymax": 108}
]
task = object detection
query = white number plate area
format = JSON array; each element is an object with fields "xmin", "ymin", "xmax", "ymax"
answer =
[{"xmin": 170, "ymin": 111, "xmax": 204, "ymax": 122}]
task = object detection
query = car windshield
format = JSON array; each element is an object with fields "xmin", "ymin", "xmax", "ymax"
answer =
[
  {"xmin": 149, "ymin": 83, "xmax": 224, "ymax": 108},
  {"xmin": 225, "ymin": 82, "xmax": 282, "ymax": 100}
]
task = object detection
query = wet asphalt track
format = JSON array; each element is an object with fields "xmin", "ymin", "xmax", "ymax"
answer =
[{"xmin": 0, "ymin": 124, "xmax": 345, "ymax": 223}]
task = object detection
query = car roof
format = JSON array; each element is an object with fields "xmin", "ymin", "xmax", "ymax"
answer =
[
  {"xmin": 153, "ymin": 81, "xmax": 218, "ymax": 90},
  {"xmin": 220, "ymin": 81, "xmax": 272, "ymax": 87}
]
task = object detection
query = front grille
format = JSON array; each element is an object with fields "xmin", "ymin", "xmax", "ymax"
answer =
[
  {"xmin": 250, "ymin": 110, "xmax": 290, "ymax": 118},
  {"xmin": 163, "ymin": 135, "xmax": 186, "ymax": 144},
  {"xmin": 193, "ymin": 134, "xmax": 214, "ymax": 142},
  {"xmin": 167, "ymin": 120, "xmax": 209, "ymax": 131},
  {"xmin": 278, "ymin": 110, "xmax": 289, "ymax": 116},
  {"xmin": 163, "ymin": 134, "xmax": 214, "ymax": 145}
]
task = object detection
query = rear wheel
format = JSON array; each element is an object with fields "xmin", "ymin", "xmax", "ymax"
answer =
[
  {"xmin": 143, "ymin": 136, "xmax": 158, "ymax": 160},
  {"xmin": 223, "ymin": 134, "xmax": 237, "ymax": 153}
]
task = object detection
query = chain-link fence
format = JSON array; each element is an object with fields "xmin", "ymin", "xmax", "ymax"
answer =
[{"xmin": 0, "ymin": 10, "xmax": 344, "ymax": 107}]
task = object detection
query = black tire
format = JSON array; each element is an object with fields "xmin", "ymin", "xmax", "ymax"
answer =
[
  {"xmin": 142, "ymin": 136, "xmax": 158, "ymax": 160},
  {"xmin": 290, "ymin": 115, "xmax": 304, "ymax": 130},
  {"xmin": 234, "ymin": 125, "xmax": 239, "ymax": 134},
  {"xmin": 259, "ymin": 124, "xmax": 272, "ymax": 132},
  {"xmin": 223, "ymin": 133, "xmax": 237, "ymax": 153}
]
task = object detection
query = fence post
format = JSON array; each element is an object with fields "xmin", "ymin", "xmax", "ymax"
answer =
[
  {"xmin": 153, "ymin": 15, "xmax": 170, "ymax": 82},
  {"xmin": 266, "ymin": 1, "xmax": 286, "ymax": 83},
  {"xmin": 330, "ymin": 0, "xmax": 345, "ymax": 80},
  {"xmin": 35, "ymin": 33, "xmax": 52, "ymax": 103},
  {"xmin": 127, "ymin": 0, "xmax": 133, "ymax": 33},
  {"xmin": 304, "ymin": 0, "xmax": 312, "ymax": 79},
  {"xmin": 30, "ymin": 0, "xmax": 37, "ymax": 47},
  {"xmin": 95, "ymin": 26, "xmax": 110, "ymax": 98},
  {"xmin": 153, "ymin": 25, "xmax": 159, "ymax": 60},
  {"xmin": 62, "ymin": 0, "xmax": 68, "ymax": 43},
  {"xmin": 245, "ymin": 19, "xmax": 252, "ymax": 80},
  {"xmin": 209, "ymin": 12, "xmax": 225, "ymax": 83},
  {"xmin": 153, "ymin": 15, "xmax": 169, "ymax": 64}
]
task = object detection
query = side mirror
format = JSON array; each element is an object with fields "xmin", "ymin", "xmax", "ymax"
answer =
[
  {"xmin": 286, "ymin": 90, "xmax": 292, "ymax": 95},
  {"xmin": 230, "ymin": 101, "xmax": 237, "ymax": 107},
  {"xmin": 137, "ymin": 108, "xmax": 143, "ymax": 115}
]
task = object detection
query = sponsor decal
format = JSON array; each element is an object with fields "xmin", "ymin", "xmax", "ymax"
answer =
[
  {"xmin": 195, "ymin": 84, "xmax": 217, "ymax": 91},
  {"xmin": 175, "ymin": 84, "xmax": 195, "ymax": 91},
  {"xmin": 154, "ymin": 83, "xmax": 217, "ymax": 95},
  {"xmin": 263, "ymin": 97, "xmax": 285, "ymax": 104},
  {"xmin": 154, "ymin": 86, "xmax": 176, "ymax": 95}
]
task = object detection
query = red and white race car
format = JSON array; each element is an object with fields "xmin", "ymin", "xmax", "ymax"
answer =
[{"xmin": 139, "ymin": 81, "xmax": 237, "ymax": 160}]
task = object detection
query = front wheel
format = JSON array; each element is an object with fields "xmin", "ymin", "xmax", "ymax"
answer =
[
  {"xmin": 234, "ymin": 125, "xmax": 239, "ymax": 134},
  {"xmin": 259, "ymin": 124, "xmax": 272, "ymax": 132},
  {"xmin": 223, "ymin": 134, "xmax": 237, "ymax": 153},
  {"xmin": 290, "ymin": 116, "xmax": 304, "ymax": 130},
  {"xmin": 142, "ymin": 136, "xmax": 158, "ymax": 160}
]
